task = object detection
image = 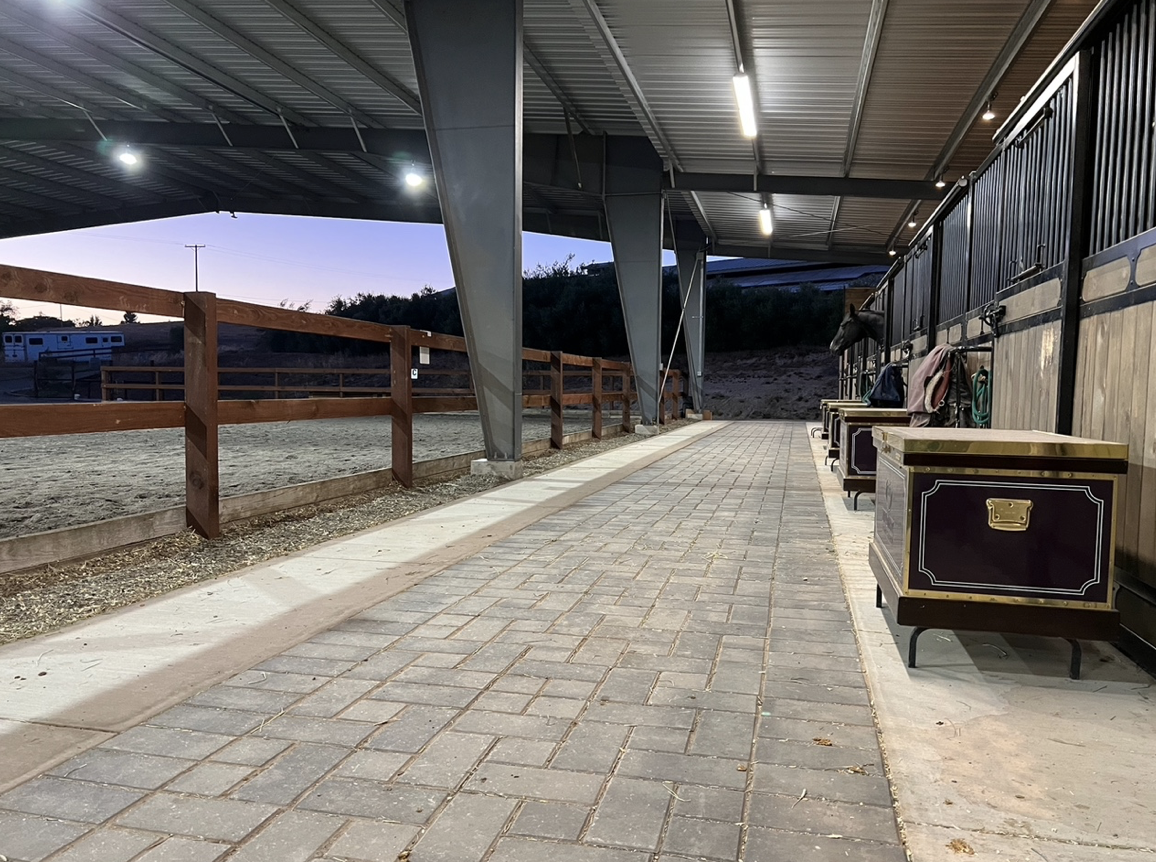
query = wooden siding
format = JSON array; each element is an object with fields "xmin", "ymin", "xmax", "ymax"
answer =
[
  {"xmin": 992, "ymin": 321, "xmax": 1060, "ymax": 432},
  {"xmin": 1072, "ymin": 302, "xmax": 1156, "ymax": 589}
]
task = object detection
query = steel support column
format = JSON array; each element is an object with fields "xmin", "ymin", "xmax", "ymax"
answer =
[
  {"xmin": 407, "ymin": 0, "xmax": 523, "ymax": 467},
  {"xmin": 674, "ymin": 227, "xmax": 707, "ymax": 412},
  {"xmin": 605, "ymin": 137, "xmax": 664, "ymax": 425}
]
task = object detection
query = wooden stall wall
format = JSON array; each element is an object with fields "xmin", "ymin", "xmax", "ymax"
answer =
[
  {"xmin": 990, "ymin": 277, "xmax": 1064, "ymax": 431},
  {"xmin": 1072, "ymin": 299, "xmax": 1156, "ymax": 645},
  {"xmin": 991, "ymin": 322, "xmax": 1060, "ymax": 431}
]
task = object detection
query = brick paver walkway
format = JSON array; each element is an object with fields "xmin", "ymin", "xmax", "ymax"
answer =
[{"xmin": 0, "ymin": 422, "xmax": 903, "ymax": 862}]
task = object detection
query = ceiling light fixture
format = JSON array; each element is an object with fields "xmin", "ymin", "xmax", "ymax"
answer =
[
  {"xmin": 982, "ymin": 99, "xmax": 996, "ymax": 122},
  {"xmin": 935, "ymin": 176, "xmax": 947, "ymax": 189},
  {"xmin": 758, "ymin": 203, "xmax": 773, "ymax": 236},
  {"xmin": 404, "ymin": 168, "xmax": 424, "ymax": 187},
  {"xmin": 732, "ymin": 73, "xmax": 758, "ymax": 138},
  {"xmin": 908, "ymin": 210, "xmax": 919, "ymax": 229},
  {"xmin": 888, "ymin": 248, "xmax": 897, "ymax": 257},
  {"xmin": 115, "ymin": 147, "xmax": 140, "ymax": 167}
]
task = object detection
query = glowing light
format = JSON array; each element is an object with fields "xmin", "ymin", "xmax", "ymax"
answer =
[
  {"xmin": 732, "ymin": 74, "xmax": 758, "ymax": 139},
  {"xmin": 116, "ymin": 149, "xmax": 140, "ymax": 167},
  {"xmin": 758, "ymin": 205, "xmax": 773, "ymax": 236},
  {"xmin": 982, "ymin": 101, "xmax": 996, "ymax": 122},
  {"xmin": 888, "ymin": 249, "xmax": 897, "ymax": 257},
  {"xmin": 404, "ymin": 170, "xmax": 424, "ymax": 187},
  {"xmin": 935, "ymin": 176, "xmax": 947, "ymax": 189}
]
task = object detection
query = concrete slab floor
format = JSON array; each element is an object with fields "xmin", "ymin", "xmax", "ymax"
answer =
[
  {"xmin": 812, "ymin": 427, "xmax": 1156, "ymax": 862},
  {"xmin": 0, "ymin": 422, "xmax": 907, "ymax": 862}
]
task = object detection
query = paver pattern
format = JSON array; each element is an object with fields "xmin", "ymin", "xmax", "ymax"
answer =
[{"xmin": 0, "ymin": 422, "xmax": 903, "ymax": 861}]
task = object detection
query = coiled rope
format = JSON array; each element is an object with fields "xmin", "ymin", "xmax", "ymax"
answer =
[{"xmin": 971, "ymin": 366, "xmax": 992, "ymax": 428}]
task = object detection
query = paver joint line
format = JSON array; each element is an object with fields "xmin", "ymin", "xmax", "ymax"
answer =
[{"xmin": 0, "ymin": 423, "xmax": 909, "ymax": 862}]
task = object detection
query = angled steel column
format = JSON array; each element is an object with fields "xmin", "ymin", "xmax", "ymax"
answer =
[
  {"xmin": 407, "ymin": 0, "xmax": 523, "ymax": 471},
  {"xmin": 674, "ymin": 225, "xmax": 707, "ymax": 412},
  {"xmin": 604, "ymin": 137, "xmax": 664, "ymax": 425}
]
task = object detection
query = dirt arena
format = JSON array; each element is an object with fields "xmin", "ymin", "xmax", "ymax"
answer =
[
  {"xmin": 0, "ymin": 347, "xmax": 838, "ymax": 541},
  {"xmin": 0, "ymin": 411, "xmax": 592, "ymax": 539}
]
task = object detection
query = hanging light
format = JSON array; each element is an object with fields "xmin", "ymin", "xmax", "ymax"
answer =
[
  {"xmin": 404, "ymin": 168, "xmax": 424, "ymax": 187},
  {"xmin": 115, "ymin": 147, "xmax": 141, "ymax": 168},
  {"xmin": 732, "ymin": 73, "xmax": 758, "ymax": 138},
  {"xmin": 888, "ymin": 248, "xmax": 897, "ymax": 257},
  {"xmin": 982, "ymin": 99, "xmax": 996, "ymax": 122},
  {"xmin": 908, "ymin": 210, "xmax": 919, "ymax": 229},
  {"xmin": 758, "ymin": 203, "xmax": 773, "ymax": 236},
  {"xmin": 935, "ymin": 175, "xmax": 947, "ymax": 189}
]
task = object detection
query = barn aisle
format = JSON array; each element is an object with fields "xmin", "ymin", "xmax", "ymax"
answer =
[{"xmin": 0, "ymin": 422, "xmax": 905, "ymax": 862}]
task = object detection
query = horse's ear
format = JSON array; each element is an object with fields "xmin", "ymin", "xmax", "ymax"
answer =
[{"xmin": 848, "ymin": 304, "xmax": 859, "ymax": 318}]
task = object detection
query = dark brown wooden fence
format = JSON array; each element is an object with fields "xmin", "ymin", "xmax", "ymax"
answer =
[{"xmin": 0, "ymin": 264, "xmax": 683, "ymax": 546}]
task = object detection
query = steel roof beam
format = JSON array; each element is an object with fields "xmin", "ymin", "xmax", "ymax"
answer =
[
  {"xmin": 0, "ymin": 2, "xmax": 242, "ymax": 123},
  {"xmin": 842, "ymin": 0, "xmax": 890, "ymax": 176},
  {"xmin": 0, "ymin": 67, "xmax": 105, "ymax": 118},
  {"xmin": 668, "ymin": 172, "xmax": 943, "ymax": 200},
  {"xmin": 71, "ymin": 1, "xmax": 312, "ymax": 126},
  {"xmin": 259, "ymin": 0, "xmax": 421, "ymax": 114},
  {"xmin": 0, "ymin": 120, "xmax": 947, "ymax": 200},
  {"xmin": 48, "ymin": 141, "xmax": 224, "ymax": 201},
  {"xmin": 834, "ymin": 0, "xmax": 889, "ymax": 248},
  {"xmin": 724, "ymin": 0, "xmax": 764, "ymax": 175},
  {"xmin": 0, "ymin": 176, "xmax": 84, "ymax": 214},
  {"xmin": 523, "ymin": 44, "xmax": 594, "ymax": 134},
  {"xmin": 567, "ymin": 0, "xmax": 681, "ymax": 170},
  {"xmin": 710, "ymin": 240, "xmax": 890, "ymax": 265},
  {"xmin": 0, "ymin": 33, "xmax": 152, "ymax": 114},
  {"xmin": 931, "ymin": 0, "xmax": 1055, "ymax": 182},
  {"xmin": 159, "ymin": 0, "xmax": 383, "ymax": 129},
  {"xmin": 375, "ymin": 0, "xmax": 594, "ymax": 134},
  {"xmin": 0, "ymin": 155, "xmax": 143, "ymax": 210}
]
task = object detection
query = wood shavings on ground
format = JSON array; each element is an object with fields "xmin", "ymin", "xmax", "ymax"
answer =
[{"xmin": 947, "ymin": 838, "xmax": 975, "ymax": 855}]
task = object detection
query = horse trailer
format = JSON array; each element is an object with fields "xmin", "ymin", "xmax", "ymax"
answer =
[{"xmin": 2, "ymin": 330, "xmax": 125, "ymax": 362}]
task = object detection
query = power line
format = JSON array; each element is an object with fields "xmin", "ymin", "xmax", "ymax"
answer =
[{"xmin": 185, "ymin": 243, "xmax": 205, "ymax": 292}]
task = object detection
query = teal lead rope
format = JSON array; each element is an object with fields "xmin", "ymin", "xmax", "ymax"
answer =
[{"xmin": 971, "ymin": 366, "xmax": 992, "ymax": 428}]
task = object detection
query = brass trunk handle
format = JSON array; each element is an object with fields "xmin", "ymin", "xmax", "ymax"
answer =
[{"xmin": 987, "ymin": 498, "xmax": 1033, "ymax": 532}]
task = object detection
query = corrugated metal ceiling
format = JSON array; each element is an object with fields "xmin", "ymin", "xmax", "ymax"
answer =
[{"xmin": 0, "ymin": 0, "xmax": 1102, "ymax": 260}]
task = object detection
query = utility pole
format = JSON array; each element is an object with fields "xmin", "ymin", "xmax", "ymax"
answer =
[{"xmin": 185, "ymin": 244, "xmax": 205, "ymax": 292}]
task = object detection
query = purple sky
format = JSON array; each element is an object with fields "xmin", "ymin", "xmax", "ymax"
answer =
[{"xmin": 0, "ymin": 213, "xmax": 676, "ymax": 325}]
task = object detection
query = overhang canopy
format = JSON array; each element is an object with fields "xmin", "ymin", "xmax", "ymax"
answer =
[{"xmin": 0, "ymin": 0, "xmax": 1098, "ymax": 262}]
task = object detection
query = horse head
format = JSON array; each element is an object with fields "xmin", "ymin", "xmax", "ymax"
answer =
[{"xmin": 829, "ymin": 304, "xmax": 885, "ymax": 354}]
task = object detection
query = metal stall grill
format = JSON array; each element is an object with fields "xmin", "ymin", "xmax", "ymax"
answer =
[{"xmin": 1090, "ymin": 0, "xmax": 1156, "ymax": 255}]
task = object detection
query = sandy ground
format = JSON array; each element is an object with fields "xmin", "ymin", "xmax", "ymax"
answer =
[
  {"xmin": 0, "ymin": 410, "xmax": 600, "ymax": 539},
  {"xmin": 0, "ymin": 346, "xmax": 836, "ymax": 540}
]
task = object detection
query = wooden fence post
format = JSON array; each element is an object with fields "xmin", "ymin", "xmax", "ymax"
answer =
[
  {"xmin": 621, "ymin": 368, "xmax": 633, "ymax": 432},
  {"xmin": 391, "ymin": 325, "xmax": 414, "ymax": 487},
  {"xmin": 100, "ymin": 368, "xmax": 109, "ymax": 402},
  {"xmin": 550, "ymin": 351, "xmax": 564, "ymax": 449},
  {"xmin": 591, "ymin": 358, "xmax": 603, "ymax": 440},
  {"xmin": 184, "ymin": 291, "xmax": 220, "ymax": 539}
]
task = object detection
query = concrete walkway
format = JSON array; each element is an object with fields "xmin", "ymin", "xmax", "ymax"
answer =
[
  {"xmin": 812, "ymin": 427, "xmax": 1156, "ymax": 862},
  {"xmin": 0, "ymin": 422, "xmax": 904, "ymax": 862}
]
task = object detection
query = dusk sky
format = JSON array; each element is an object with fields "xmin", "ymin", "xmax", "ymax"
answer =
[{"xmin": 0, "ymin": 212, "xmax": 676, "ymax": 325}]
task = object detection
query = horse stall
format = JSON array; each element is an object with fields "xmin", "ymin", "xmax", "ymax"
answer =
[
  {"xmin": 865, "ymin": 0, "xmax": 1156, "ymax": 675},
  {"xmin": 835, "ymin": 407, "xmax": 908, "ymax": 508},
  {"xmin": 824, "ymin": 400, "xmax": 864, "ymax": 464}
]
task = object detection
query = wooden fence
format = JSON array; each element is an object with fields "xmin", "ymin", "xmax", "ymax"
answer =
[{"xmin": 0, "ymin": 264, "xmax": 681, "ymax": 552}]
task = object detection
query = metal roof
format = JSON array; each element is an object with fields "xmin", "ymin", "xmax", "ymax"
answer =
[{"xmin": 0, "ymin": 0, "xmax": 1099, "ymax": 262}]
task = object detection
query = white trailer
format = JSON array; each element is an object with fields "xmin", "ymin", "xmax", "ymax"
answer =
[{"xmin": 2, "ymin": 330, "xmax": 125, "ymax": 362}]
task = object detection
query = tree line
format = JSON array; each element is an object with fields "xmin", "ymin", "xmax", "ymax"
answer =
[{"xmin": 261, "ymin": 258, "xmax": 856, "ymax": 356}]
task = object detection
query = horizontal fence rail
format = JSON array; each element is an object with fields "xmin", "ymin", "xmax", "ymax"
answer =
[{"xmin": 0, "ymin": 263, "xmax": 681, "ymax": 547}]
